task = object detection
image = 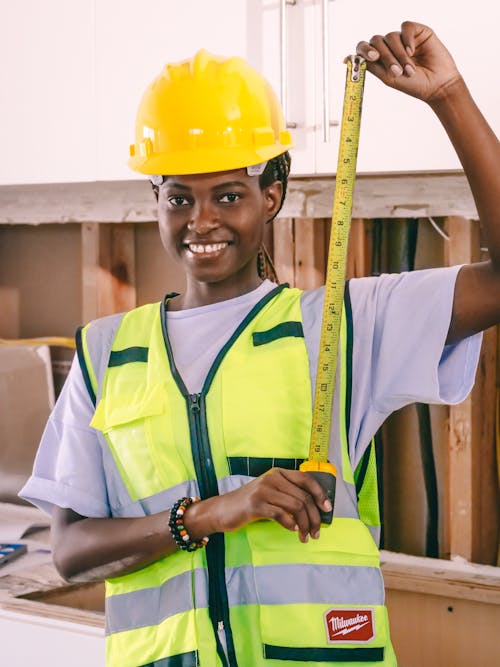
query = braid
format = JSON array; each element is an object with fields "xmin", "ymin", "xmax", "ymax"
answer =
[
  {"xmin": 257, "ymin": 151, "xmax": 291, "ymax": 283},
  {"xmin": 259, "ymin": 151, "xmax": 291, "ymax": 220}
]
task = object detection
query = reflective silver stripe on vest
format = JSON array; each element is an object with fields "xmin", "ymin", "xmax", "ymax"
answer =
[
  {"xmin": 84, "ymin": 312, "xmax": 126, "ymax": 403},
  {"xmin": 106, "ymin": 562, "xmax": 384, "ymax": 635},
  {"xmin": 106, "ymin": 568, "xmax": 209, "ymax": 636},
  {"xmin": 218, "ymin": 474, "xmax": 358, "ymax": 520}
]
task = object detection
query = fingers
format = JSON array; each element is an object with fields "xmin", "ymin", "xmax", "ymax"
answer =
[
  {"xmin": 267, "ymin": 468, "xmax": 332, "ymax": 542},
  {"xmin": 356, "ymin": 34, "xmax": 415, "ymax": 81}
]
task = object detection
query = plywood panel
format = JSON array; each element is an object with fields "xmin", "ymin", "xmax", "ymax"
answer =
[
  {"xmin": 386, "ymin": 589, "xmax": 500, "ymax": 667},
  {"xmin": 82, "ymin": 223, "xmax": 136, "ymax": 321},
  {"xmin": 294, "ymin": 218, "xmax": 326, "ymax": 289},
  {"xmin": 273, "ymin": 218, "xmax": 295, "ymax": 286}
]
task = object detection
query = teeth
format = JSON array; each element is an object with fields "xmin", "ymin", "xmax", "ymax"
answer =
[{"xmin": 188, "ymin": 242, "xmax": 228, "ymax": 254}]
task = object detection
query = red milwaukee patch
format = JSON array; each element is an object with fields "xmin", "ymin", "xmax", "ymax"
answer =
[{"xmin": 324, "ymin": 608, "xmax": 375, "ymax": 643}]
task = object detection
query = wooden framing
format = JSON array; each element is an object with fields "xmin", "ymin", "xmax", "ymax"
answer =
[
  {"xmin": 444, "ymin": 217, "xmax": 499, "ymax": 564},
  {"xmin": 81, "ymin": 223, "xmax": 137, "ymax": 322}
]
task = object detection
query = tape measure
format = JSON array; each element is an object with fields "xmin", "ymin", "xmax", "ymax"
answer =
[{"xmin": 299, "ymin": 55, "xmax": 366, "ymax": 520}]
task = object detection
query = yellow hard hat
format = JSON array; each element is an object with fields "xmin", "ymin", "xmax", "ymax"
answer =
[{"xmin": 128, "ymin": 49, "xmax": 293, "ymax": 176}]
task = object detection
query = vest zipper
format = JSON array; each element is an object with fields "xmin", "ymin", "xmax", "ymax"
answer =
[
  {"xmin": 161, "ymin": 286, "xmax": 286, "ymax": 667},
  {"xmin": 188, "ymin": 393, "xmax": 236, "ymax": 667}
]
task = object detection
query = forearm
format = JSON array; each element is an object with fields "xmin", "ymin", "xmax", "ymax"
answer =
[
  {"xmin": 429, "ymin": 78, "xmax": 500, "ymax": 267},
  {"xmin": 52, "ymin": 510, "xmax": 175, "ymax": 582},
  {"xmin": 52, "ymin": 501, "xmax": 220, "ymax": 583}
]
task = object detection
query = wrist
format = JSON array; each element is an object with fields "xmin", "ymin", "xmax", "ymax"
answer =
[
  {"xmin": 183, "ymin": 496, "xmax": 219, "ymax": 540},
  {"xmin": 427, "ymin": 74, "xmax": 468, "ymax": 110}
]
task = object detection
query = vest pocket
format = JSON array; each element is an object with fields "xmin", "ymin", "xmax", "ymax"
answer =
[
  {"xmin": 90, "ymin": 384, "xmax": 175, "ymax": 501},
  {"xmin": 246, "ymin": 519, "xmax": 389, "ymax": 663}
]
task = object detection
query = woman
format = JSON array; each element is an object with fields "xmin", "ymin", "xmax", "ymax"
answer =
[{"xmin": 21, "ymin": 21, "xmax": 500, "ymax": 667}]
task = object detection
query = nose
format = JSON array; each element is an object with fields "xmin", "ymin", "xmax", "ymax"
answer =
[{"xmin": 187, "ymin": 200, "xmax": 220, "ymax": 235}]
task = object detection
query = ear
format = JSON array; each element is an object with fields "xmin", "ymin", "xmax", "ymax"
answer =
[{"xmin": 262, "ymin": 180, "xmax": 283, "ymax": 221}]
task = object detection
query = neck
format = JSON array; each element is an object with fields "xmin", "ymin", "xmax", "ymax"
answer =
[{"xmin": 170, "ymin": 273, "xmax": 264, "ymax": 311}]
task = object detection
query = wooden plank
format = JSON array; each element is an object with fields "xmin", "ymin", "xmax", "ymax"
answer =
[
  {"xmin": 81, "ymin": 223, "xmax": 136, "ymax": 322},
  {"xmin": 272, "ymin": 218, "xmax": 295, "ymax": 287},
  {"xmin": 346, "ymin": 218, "xmax": 371, "ymax": 279},
  {"xmin": 381, "ymin": 550, "xmax": 500, "ymax": 605},
  {"xmin": 386, "ymin": 588, "xmax": 500, "ymax": 667},
  {"xmin": 444, "ymin": 216, "xmax": 498, "ymax": 564},
  {"xmin": 0, "ymin": 172, "xmax": 478, "ymax": 224},
  {"xmin": 0, "ymin": 287, "xmax": 20, "ymax": 337},
  {"xmin": 294, "ymin": 218, "xmax": 325, "ymax": 289}
]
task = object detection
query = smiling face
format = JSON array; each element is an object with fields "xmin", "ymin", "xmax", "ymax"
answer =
[{"xmin": 157, "ymin": 169, "xmax": 282, "ymax": 309}]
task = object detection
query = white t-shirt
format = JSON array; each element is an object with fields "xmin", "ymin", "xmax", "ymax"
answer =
[{"xmin": 20, "ymin": 266, "xmax": 482, "ymax": 518}]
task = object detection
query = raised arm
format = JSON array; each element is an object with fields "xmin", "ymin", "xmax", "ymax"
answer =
[{"xmin": 356, "ymin": 21, "xmax": 500, "ymax": 343}]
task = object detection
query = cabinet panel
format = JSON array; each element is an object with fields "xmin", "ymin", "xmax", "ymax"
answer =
[
  {"xmin": 315, "ymin": 0, "xmax": 499, "ymax": 174},
  {"xmin": 95, "ymin": 0, "xmax": 250, "ymax": 180},
  {"xmin": 0, "ymin": 1, "xmax": 96, "ymax": 185}
]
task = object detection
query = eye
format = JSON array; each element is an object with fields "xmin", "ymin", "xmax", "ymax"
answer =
[
  {"xmin": 167, "ymin": 195, "xmax": 191, "ymax": 207},
  {"xmin": 218, "ymin": 192, "xmax": 241, "ymax": 204}
]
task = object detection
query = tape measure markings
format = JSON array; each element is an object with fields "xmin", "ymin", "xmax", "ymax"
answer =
[{"xmin": 308, "ymin": 55, "xmax": 366, "ymax": 463}]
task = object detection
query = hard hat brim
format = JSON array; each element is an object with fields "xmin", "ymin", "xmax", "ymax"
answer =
[{"xmin": 128, "ymin": 144, "xmax": 293, "ymax": 177}]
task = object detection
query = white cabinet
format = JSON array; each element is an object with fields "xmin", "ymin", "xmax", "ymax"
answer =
[
  {"xmin": 267, "ymin": 0, "xmax": 500, "ymax": 175},
  {"xmin": 0, "ymin": 1, "xmax": 96, "ymax": 185},
  {"xmin": 0, "ymin": 610, "xmax": 104, "ymax": 666},
  {"xmin": 0, "ymin": 0, "xmax": 250, "ymax": 185},
  {"xmin": 1, "ymin": 0, "xmax": 498, "ymax": 184}
]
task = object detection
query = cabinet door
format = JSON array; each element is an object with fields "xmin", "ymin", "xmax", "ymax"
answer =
[
  {"xmin": 248, "ymin": 0, "xmax": 317, "ymax": 177},
  {"xmin": 315, "ymin": 0, "xmax": 500, "ymax": 174},
  {"xmin": 0, "ymin": 1, "xmax": 96, "ymax": 185},
  {"xmin": 96, "ymin": 0, "xmax": 251, "ymax": 181}
]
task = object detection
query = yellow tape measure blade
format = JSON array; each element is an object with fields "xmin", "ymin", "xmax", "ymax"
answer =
[{"xmin": 308, "ymin": 56, "xmax": 366, "ymax": 463}]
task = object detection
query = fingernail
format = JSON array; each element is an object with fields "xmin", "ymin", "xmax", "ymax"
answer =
[
  {"xmin": 390, "ymin": 64, "xmax": 403, "ymax": 76},
  {"xmin": 313, "ymin": 530, "xmax": 320, "ymax": 539},
  {"xmin": 367, "ymin": 49, "xmax": 378, "ymax": 60},
  {"xmin": 406, "ymin": 46, "xmax": 413, "ymax": 57},
  {"xmin": 303, "ymin": 534, "xmax": 309, "ymax": 543},
  {"xmin": 404, "ymin": 64, "xmax": 415, "ymax": 76},
  {"xmin": 293, "ymin": 524, "xmax": 298, "ymax": 531},
  {"xmin": 323, "ymin": 499, "xmax": 332, "ymax": 512}
]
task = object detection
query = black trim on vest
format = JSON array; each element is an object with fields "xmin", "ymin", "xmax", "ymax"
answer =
[
  {"xmin": 108, "ymin": 346, "xmax": 149, "ymax": 367},
  {"xmin": 140, "ymin": 650, "xmax": 198, "ymax": 667},
  {"xmin": 355, "ymin": 446, "xmax": 371, "ymax": 499},
  {"xmin": 75, "ymin": 326, "xmax": 96, "ymax": 407},
  {"xmin": 228, "ymin": 457, "xmax": 304, "ymax": 477},
  {"xmin": 263, "ymin": 645, "xmax": 384, "ymax": 662},
  {"xmin": 160, "ymin": 284, "xmax": 288, "ymax": 667},
  {"xmin": 252, "ymin": 321, "xmax": 304, "ymax": 346},
  {"xmin": 344, "ymin": 281, "xmax": 353, "ymax": 439}
]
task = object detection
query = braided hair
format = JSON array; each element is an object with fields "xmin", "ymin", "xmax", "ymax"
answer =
[{"xmin": 257, "ymin": 151, "xmax": 291, "ymax": 282}]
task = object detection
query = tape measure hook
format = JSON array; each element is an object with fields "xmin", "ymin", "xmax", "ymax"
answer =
[{"xmin": 347, "ymin": 54, "xmax": 366, "ymax": 82}]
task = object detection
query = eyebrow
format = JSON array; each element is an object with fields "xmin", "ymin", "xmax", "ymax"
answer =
[{"xmin": 165, "ymin": 180, "xmax": 249, "ymax": 191}]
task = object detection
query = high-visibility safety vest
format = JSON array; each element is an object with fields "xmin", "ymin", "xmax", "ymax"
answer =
[{"xmin": 76, "ymin": 284, "xmax": 397, "ymax": 667}]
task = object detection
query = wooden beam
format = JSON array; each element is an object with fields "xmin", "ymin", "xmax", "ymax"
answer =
[
  {"xmin": 346, "ymin": 218, "xmax": 371, "ymax": 279},
  {"xmin": 294, "ymin": 218, "xmax": 326, "ymax": 289},
  {"xmin": 0, "ymin": 287, "xmax": 20, "ymax": 338},
  {"xmin": 273, "ymin": 218, "xmax": 295, "ymax": 287},
  {"xmin": 444, "ymin": 216, "xmax": 498, "ymax": 564},
  {"xmin": 0, "ymin": 172, "xmax": 478, "ymax": 224},
  {"xmin": 81, "ymin": 223, "xmax": 136, "ymax": 322}
]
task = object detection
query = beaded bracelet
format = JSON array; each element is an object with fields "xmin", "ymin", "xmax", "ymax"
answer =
[{"xmin": 168, "ymin": 497, "xmax": 209, "ymax": 552}]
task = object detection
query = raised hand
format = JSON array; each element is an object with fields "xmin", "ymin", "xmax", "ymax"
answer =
[{"xmin": 356, "ymin": 21, "xmax": 463, "ymax": 103}]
